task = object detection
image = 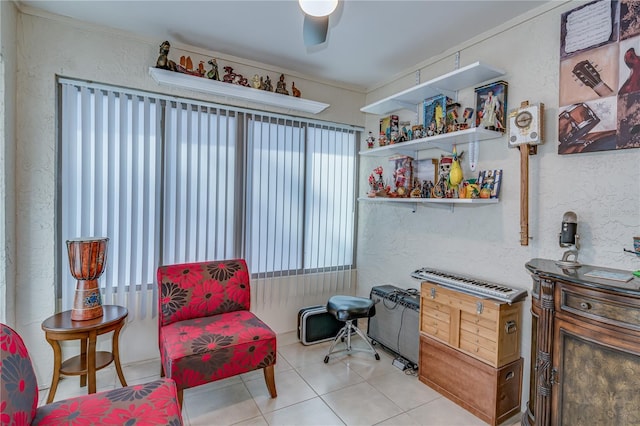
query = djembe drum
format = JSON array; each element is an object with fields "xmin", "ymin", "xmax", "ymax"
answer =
[{"xmin": 66, "ymin": 237, "xmax": 109, "ymax": 321}]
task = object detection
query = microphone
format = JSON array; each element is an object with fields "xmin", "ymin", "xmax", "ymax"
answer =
[
  {"xmin": 559, "ymin": 211, "xmax": 579, "ymax": 248},
  {"xmin": 557, "ymin": 211, "xmax": 580, "ymax": 267}
]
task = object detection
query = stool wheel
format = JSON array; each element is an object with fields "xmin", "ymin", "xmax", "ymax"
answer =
[
  {"xmin": 324, "ymin": 356, "xmax": 330, "ymax": 364},
  {"xmin": 375, "ymin": 353, "xmax": 380, "ymax": 360}
]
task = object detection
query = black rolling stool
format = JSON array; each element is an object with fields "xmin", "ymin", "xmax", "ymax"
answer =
[{"xmin": 324, "ymin": 295, "xmax": 380, "ymax": 363}]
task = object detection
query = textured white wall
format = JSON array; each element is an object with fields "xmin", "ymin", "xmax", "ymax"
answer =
[
  {"xmin": 358, "ymin": 1, "xmax": 640, "ymax": 411},
  {"xmin": 0, "ymin": 0, "xmax": 17, "ymax": 326},
  {"xmin": 14, "ymin": 9, "xmax": 365, "ymax": 386}
]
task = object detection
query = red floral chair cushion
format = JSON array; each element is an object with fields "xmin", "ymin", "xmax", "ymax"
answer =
[
  {"xmin": 157, "ymin": 259, "xmax": 277, "ymax": 403},
  {"xmin": 0, "ymin": 323, "xmax": 183, "ymax": 426}
]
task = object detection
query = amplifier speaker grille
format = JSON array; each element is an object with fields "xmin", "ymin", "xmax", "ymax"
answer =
[{"xmin": 367, "ymin": 285, "xmax": 420, "ymax": 366}]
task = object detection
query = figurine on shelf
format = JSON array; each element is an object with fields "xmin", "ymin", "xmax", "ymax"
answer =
[
  {"xmin": 262, "ymin": 75, "xmax": 273, "ymax": 91},
  {"xmin": 458, "ymin": 107, "xmax": 474, "ymax": 130},
  {"xmin": 368, "ymin": 166, "xmax": 386, "ymax": 197},
  {"xmin": 421, "ymin": 180, "xmax": 434, "ymax": 198},
  {"xmin": 409, "ymin": 178, "xmax": 421, "ymax": 198},
  {"xmin": 389, "ymin": 130, "xmax": 398, "ymax": 144},
  {"xmin": 156, "ymin": 41, "xmax": 177, "ymax": 71},
  {"xmin": 412, "ymin": 125, "xmax": 424, "ymax": 140},
  {"xmin": 426, "ymin": 121, "xmax": 436, "ymax": 137},
  {"xmin": 206, "ymin": 59, "xmax": 220, "ymax": 80},
  {"xmin": 197, "ymin": 61, "xmax": 206, "ymax": 77},
  {"xmin": 394, "ymin": 167, "xmax": 407, "ymax": 192},
  {"xmin": 176, "ymin": 56, "xmax": 202, "ymax": 77},
  {"xmin": 223, "ymin": 66, "xmax": 236, "ymax": 83},
  {"xmin": 366, "ymin": 132, "xmax": 376, "ymax": 149},
  {"xmin": 275, "ymin": 74, "xmax": 289, "ymax": 95},
  {"xmin": 292, "ymin": 82, "xmax": 301, "ymax": 98},
  {"xmin": 237, "ymin": 76, "xmax": 250, "ymax": 87},
  {"xmin": 378, "ymin": 133, "xmax": 388, "ymax": 147},
  {"xmin": 251, "ymin": 74, "xmax": 261, "ymax": 89}
]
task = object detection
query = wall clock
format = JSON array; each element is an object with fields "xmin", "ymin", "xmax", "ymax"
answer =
[{"xmin": 508, "ymin": 102, "xmax": 544, "ymax": 147}]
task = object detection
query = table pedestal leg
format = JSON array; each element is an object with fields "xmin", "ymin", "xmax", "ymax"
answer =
[
  {"xmin": 80, "ymin": 338, "xmax": 87, "ymax": 387},
  {"xmin": 113, "ymin": 327, "xmax": 128, "ymax": 387},
  {"xmin": 45, "ymin": 337, "xmax": 62, "ymax": 404},
  {"xmin": 88, "ymin": 331, "xmax": 97, "ymax": 394}
]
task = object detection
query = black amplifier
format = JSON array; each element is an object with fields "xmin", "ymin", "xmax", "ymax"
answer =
[{"xmin": 368, "ymin": 285, "xmax": 420, "ymax": 366}]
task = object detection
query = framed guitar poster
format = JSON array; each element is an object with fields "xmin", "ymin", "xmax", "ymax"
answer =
[{"xmin": 558, "ymin": 0, "xmax": 640, "ymax": 154}]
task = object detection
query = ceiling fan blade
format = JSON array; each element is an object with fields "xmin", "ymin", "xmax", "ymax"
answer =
[{"xmin": 303, "ymin": 14, "xmax": 329, "ymax": 46}]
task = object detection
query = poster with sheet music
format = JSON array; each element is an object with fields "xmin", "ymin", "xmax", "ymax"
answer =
[{"xmin": 558, "ymin": 0, "xmax": 640, "ymax": 154}]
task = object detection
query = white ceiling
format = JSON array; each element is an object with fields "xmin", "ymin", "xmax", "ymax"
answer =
[{"xmin": 18, "ymin": 0, "xmax": 551, "ymax": 92}]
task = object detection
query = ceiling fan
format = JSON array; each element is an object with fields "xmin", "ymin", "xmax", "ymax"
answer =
[{"xmin": 299, "ymin": 0, "xmax": 339, "ymax": 46}]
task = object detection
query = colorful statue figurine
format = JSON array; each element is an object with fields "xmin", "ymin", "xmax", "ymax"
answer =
[
  {"xmin": 275, "ymin": 74, "xmax": 289, "ymax": 95},
  {"xmin": 156, "ymin": 41, "xmax": 177, "ymax": 71},
  {"xmin": 262, "ymin": 75, "xmax": 273, "ymax": 91},
  {"xmin": 207, "ymin": 59, "xmax": 220, "ymax": 80},
  {"xmin": 378, "ymin": 133, "xmax": 388, "ymax": 147},
  {"xmin": 292, "ymin": 82, "xmax": 301, "ymax": 98},
  {"xmin": 223, "ymin": 66, "xmax": 236, "ymax": 83},
  {"xmin": 252, "ymin": 74, "xmax": 261, "ymax": 89},
  {"xmin": 366, "ymin": 132, "xmax": 376, "ymax": 149}
]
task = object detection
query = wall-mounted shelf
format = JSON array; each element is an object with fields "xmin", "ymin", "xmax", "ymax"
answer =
[
  {"xmin": 358, "ymin": 196, "xmax": 498, "ymax": 212},
  {"xmin": 149, "ymin": 67, "xmax": 330, "ymax": 114},
  {"xmin": 358, "ymin": 197, "xmax": 498, "ymax": 205},
  {"xmin": 361, "ymin": 62, "xmax": 505, "ymax": 116},
  {"xmin": 359, "ymin": 127, "xmax": 503, "ymax": 157}
]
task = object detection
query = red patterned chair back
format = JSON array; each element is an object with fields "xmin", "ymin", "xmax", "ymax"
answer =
[
  {"xmin": 157, "ymin": 259, "xmax": 251, "ymax": 327},
  {"xmin": 0, "ymin": 323, "xmax": 39, "ymax": 425}
]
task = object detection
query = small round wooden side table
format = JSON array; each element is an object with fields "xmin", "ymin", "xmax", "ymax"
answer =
[{"xmin": 41, "ymin": 305, "xmax": 128, "ymax": 403}]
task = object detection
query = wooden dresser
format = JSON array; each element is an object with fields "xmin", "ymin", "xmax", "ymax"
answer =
[
  {"xmin": 523, "ymin": 258, "xmax": 640, "ymax": 426},
  {"xmin": 419, "ymin": 281, "xmax": 524, "ymax": 426}
]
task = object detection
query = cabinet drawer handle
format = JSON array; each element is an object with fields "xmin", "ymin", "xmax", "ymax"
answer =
[
  {"xmin": 505, "ymin": 320, "xmax": 517, "ymax": 334},
  {"xmin": 580, "ymin": 302, "xmax": 591, "ymax": 310}
]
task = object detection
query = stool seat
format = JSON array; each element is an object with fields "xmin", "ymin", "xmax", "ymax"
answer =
[
  {"xmin": 327, "ymin": 295, "xmax": 376, "ymax": 321},
  {"xmin": 324, "ymin": 295, "xmax": 380, "ymax": 363}
]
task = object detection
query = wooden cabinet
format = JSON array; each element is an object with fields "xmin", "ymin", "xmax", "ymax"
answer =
[
  {"xmin": 524, "ymin": 258, "xmax": 640, "ymax": 426},
  {"xmin": 421, "ymin": 335, "xmax": 523, "ymax": 426},
  {"xmin": 419, "ymin": 281, "xmax": 524, "ymax": 425},
  {"xmin": 420, "ymin": 282, "xmax": 522, "ymax": 367}
]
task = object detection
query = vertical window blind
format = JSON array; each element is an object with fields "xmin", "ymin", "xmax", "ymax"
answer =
[{"xmin": 59, "ymin": 79, "xmax": 359, "ymax": 318}]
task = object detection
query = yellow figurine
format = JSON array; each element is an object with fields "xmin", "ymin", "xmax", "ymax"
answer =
[{"xmin": 448, "ymin": 146, "xmax": 463, "ymax": 188}]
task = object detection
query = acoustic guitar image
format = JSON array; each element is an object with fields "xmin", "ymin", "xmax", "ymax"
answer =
[{"xmin": 572, "ymin": 60, "xmax": 614, "ymax": 97}]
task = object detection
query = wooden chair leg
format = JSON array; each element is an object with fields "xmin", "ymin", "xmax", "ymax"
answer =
[
  {"xmin": 263, "ymin": 365, "xmax": 277, "ymax": 398},
  {"xmin": 177, "ymin": 388, "xmax": 184, "ymax": 408}
]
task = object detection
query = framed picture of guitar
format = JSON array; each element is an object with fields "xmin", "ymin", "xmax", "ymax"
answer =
[{"xmin": 558, "ymin": 0, "xmax": 640, "ymax": 153}]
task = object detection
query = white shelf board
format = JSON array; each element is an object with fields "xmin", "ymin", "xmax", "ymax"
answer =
[
  {"xmin": 361, "ymin": 61, "xmax": 505, "ymax": 115},
  {"xmin": 149, "ymin": 67, "xmax": 330, "ymax": 114},
  {"xmin": 359, "ymin": 127, "xmax": 503, "ymax": 157},
  {"xmin": 358, "ymin": 197, "xmax": 498, "ymax": 205}
]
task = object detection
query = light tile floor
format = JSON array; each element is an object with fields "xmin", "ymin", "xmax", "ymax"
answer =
[{"xmin": 38, "ymin": 331, "xmax": 522, "ymax": 426}]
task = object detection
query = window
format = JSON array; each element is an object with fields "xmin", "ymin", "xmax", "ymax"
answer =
[{"xmin": 59, "ymin": 79, "xmax": 359, "ymax": 317}]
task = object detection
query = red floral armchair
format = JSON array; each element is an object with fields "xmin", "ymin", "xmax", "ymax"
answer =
[
  {"xmin": 0, "ymin": 323, "xmax": 183, "ymax": 425},
  {"xmin": 157, "ymin": 259, "xmax": 277, "ymax": 405}
]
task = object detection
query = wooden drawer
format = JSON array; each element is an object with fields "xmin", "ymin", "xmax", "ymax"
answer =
[
  {"xmin": 420, "ymin": 282, "xmax": 522, "ymax": 367},
  {"xmin": 419, "ymin": 335, "xmax": 522, "ymax": 426},
  {"xmin": 421, "ymin": 299, "xmax": 451, "ymax": 341},
  {"xmin": 422, "ymin": 283, "xmax": 501, "ymax": 322},
  {"xmin": 559, "ymin": 283, "xmax": 640, "ymax": 332}
]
